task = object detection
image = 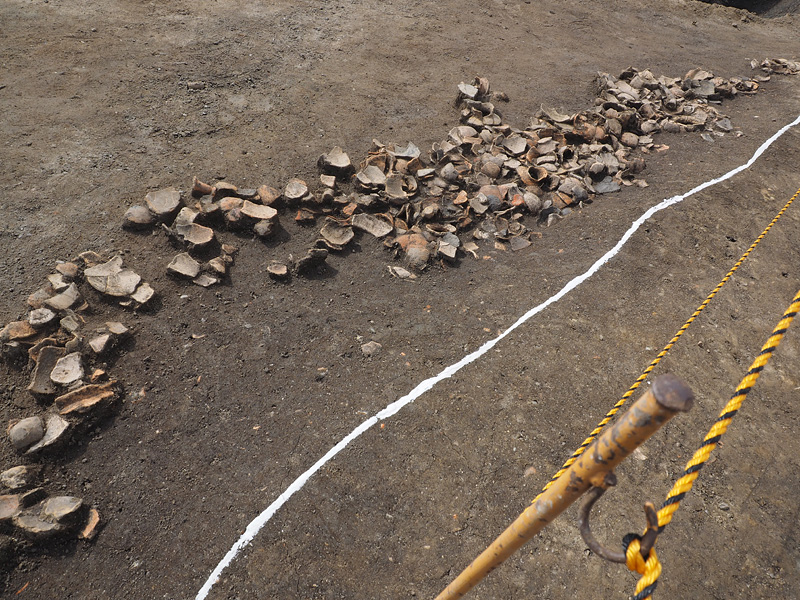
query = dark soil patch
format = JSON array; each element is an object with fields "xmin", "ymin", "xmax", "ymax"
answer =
[{"xmin": 1, "ymin": 1, "xmax": 799, "ymax": 599}]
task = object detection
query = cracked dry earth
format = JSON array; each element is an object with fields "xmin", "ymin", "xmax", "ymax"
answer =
[{"xmin": 1, "ymin": 1, "xmax": 800, "ymax": 599}]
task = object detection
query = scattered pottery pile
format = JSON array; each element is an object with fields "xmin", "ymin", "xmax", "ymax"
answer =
[
  {"xmin": 0, "ymin": 465, "xmax": 99, "ymax": 542},
  {"xmin": 124, "ymin": 184, "xmax": 243, "ymax": 287},
  {"xmin": 0, "ymin": 252, "xmax": 149, "ymax": 549},
  {"xmin": 594, "ymin": 66, "xmax": 756, "ymax": 144},
  {"xmin": 753, "ymin": 57, "xmax": 800, "ymax": 76},
  {"xmin": 1, "ymin": 253, "xmax": 143, "ymax": 444},
  {"xmin": 126, "ymin": 62, "xmax": 796, "ymax": 276}
]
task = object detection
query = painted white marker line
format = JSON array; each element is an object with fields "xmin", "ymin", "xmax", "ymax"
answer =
[{"xmin": 195, "ymin": 114, "xmax": 800, "ymax": 599}]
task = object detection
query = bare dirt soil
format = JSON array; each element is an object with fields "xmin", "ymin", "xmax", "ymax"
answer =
[{"xmin": 2, "ymin": 1, "xmax": 800, "ymax": 598}]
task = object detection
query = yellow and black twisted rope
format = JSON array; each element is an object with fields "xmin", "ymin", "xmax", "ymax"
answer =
[
  {"xmin": 625, "ymin": 287, "xmax": 800, "ymax": 600},
  {"xmin": 534, "ymin": 185, "xmax": 800, "ymax": 500}
]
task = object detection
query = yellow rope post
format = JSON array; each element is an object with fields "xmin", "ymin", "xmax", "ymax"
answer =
[
  {"xmin": 625, "ymin": 287, "xmax": 800, "ymax": 600},
  {"xmin": 536, "ymin": 185, "xmax": 800, "ymax": 501},
  {"xmin": 435, "ymin": 186, "xmax": 798, "ymax": 600},
  {"xmin": 435, "ymin": 374, "xmax": 694, "ymax": 600}
]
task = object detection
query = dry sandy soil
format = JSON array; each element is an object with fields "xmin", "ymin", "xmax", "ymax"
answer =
[{"xmin": 2, "ymin": 0, "xmax": 800, "ymax": 598}]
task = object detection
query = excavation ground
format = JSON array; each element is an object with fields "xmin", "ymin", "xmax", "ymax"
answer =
[{"xmin": 1, "ymin": 1, "xmax": 800, "ymax": 599}]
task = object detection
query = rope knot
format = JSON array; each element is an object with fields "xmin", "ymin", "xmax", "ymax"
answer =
[{"xmin": 623, "ymin": 534, "xmax": 662, "ymax": 600}]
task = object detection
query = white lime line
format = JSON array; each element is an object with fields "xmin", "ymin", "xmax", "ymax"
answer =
[{"xmin": 196, "ymin": 114, "xmax": 800, "ymax": 599}]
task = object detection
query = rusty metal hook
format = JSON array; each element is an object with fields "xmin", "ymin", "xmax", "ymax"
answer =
[
  {"xmin": 578, "ymin": 472, "xmax": 660, "ymax": 564},
  {"xmin": 637, "ymin": 501, "xmax": 660, "ymax": 559}
]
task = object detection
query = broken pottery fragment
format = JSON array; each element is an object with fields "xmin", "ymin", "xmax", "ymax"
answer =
[
  {"xmin": 59, "ymin": 313, "xmax": 81, "ymax": 333},
  {"xmin": 437, "ymin": 241, "xmax": 458, "ymax": 260},
  {"xmin": 462, "ymin": 241, "xmax": 480, "ymax": 258},
  {"xmin": 457, "ymin": 82, "xmax": 479, "ymax": 100},
  {"xmin": 27, "ymin": 288, "xmax": 53, "ymax": 309},
  {"xmin": 89, "ymin": 368, "xmax": 107, "ymax": 383},
  {"xmin": 510, "ymin": 236, "xmax": 532, "ymax": 251},
  {"xmin": 44, "ymin": 283, "xmax": 81, "ymax": 311},
  {"xmin": 352, "ymin": 213, "xmax": 393, "ymax": 238},
  {"xmin": 191, "ymin": 176, "xmax": 214, "ymax": 197},
  {"xmin": 84, "ymin": 257, "xmax": 142, "ymax": 297},
  {"xmin": 219, "ymin": 196, "xmax": 243, "ymax": 212},
  {"xmin": 102, "ymin": 322, "xmax": 127, "ymax": 338},
  {"xmin": 0, "ymin": 495, "xmax": 21, "ymax": 522},
  {"xmin": 295, "ymin": 248, "xmax": 328, "ymax": 274},
  {"xmin": 28, "ymin": 346, "xmax": 66, "ymax": 396},
  {"xmin": 78, "ymin": 251, "xmax": 104, "ymax": 268},
  {"xmin": 64, "ymin": 333, "xmax": 81, "ymax": 353},
  {"xmin": 319, "ymin": 220, "xmax": 354, "ymax": 248},
  {"xmin": 173, "ymin": 206, "xmax": 197, "ymax": 227},
  {"xmin": 13, "ymin": 512, "xmax": 64, "ymax": 538},
  {"xmin": 88, "ymin": 334, "xmax": 112, "ymax": 354},
  {"xmin": 206, "ymin": 257, "xmax": 227, "ymax": 276},
  {"xmin": 384, "ymin": 174, "xmax": 408, "ymax": 201},
  {"xmin": 192, "ymin": 274, "xmax": 219, "ymax": 288},
  {"xmin": 469, "ymin": 195, "xmax": 489, "ymax": 215},
  {"xmin": 103, "ymin": 268, "xmax": 142, "ymax": 296},
  {"xmin": 237, "ymin": 188, "xmax": 258, "ymax": 199},
  {"xmin": 620, "ymin": 132, "xmax": 639, "ymax": 148},
  {"xmin": 318, "ymin": 146, "xmax": 354, "ymax": 175},
  {"xmin": 130, "ymin": 282, "xmax": 155, "ymax": 306},
  {"xmin": 267, "ymin": 262, "xmax": 289, "ymax": 280},
  {"xmin": 523, "ymin": 192, "xmax": 543, "ymax": 214},
  {"xmin": 27, "ymin": 338, "xmax": 58, "ymax": 363},
  {"xmin": 1, "ymin": 466, "xmax": 39, "ymax": 491},
  {"xmin": 55, "ymin": 382, "xmax": 116, "ymax": 416},
  {"xmin": 145, "ymin": 187, "xmax": 182, "ymax": 222},
  {"xmin": 295, "ymin": 208, "xmax": 317, "ymax": 224},
  {"xmin": 50, "ymin": 352, "xmax": 84, "ymax": 386},
  {"xmin": 441, "ymin": 232, "xmax": 461, "ymax": 248},
  {"xmin": 253, "ymin": 219, "xmax": 274, "ymax": 238},
  {"xmin": 438, "ymin": 162, "xmax": 458, "ymax": 183},
  {"xmin": 241, "ymin": 200, "xmax": 278, "ymax": 221},
  {"xmin": 28, "ymin": 308, "xmax": 57, "ymax": 329},
  {"xmin": 392, "ymin": 142, "xmax": 421, "ymax": 160},
  {"xmin": 503, "ymin": 135, "xmax": 528, "ymax": 156},
  {"xmin": 26, "ymin": 414, "xmax": 70, "ymax": 454},
  {"xmin": 320, "ymin": 174, "xmax": 336, "ymax": 189},
  {"xmin": 47, "ymin": 273, "xmax": 70, "ymax": 292},
  {"xmin": 79, "ymin": 508, "xmax": 101, "ymax": 540},
  {"xmin": 257, "ymin": 185, "xmax": 281, "ymax": 206},
  {"xmin": 56, "ymin": 262, "xmax": 79, "ymax": 279},
  {"xmin": 167, "ymin": 253, "xmax": 201, "ymax": 279},
  {"xmin": 396, "ymin": 233, "xmax": 430, "ymax": 270},
  {"xmin": 0, "ymin": 321, "xmax": 37, "ymax": 342},
  {"xmin": 387, "ymin": 265, "xmax": 417, "ymax": 280},
  {"xmin": 212, "ymin": 181, "xmax": 238, "ymax": 200},
  {"xmin": 481, "ymin": 161, "xmax": 501, "ymax": 179},
  {"xmin": 42, "ymin": 496, "xmax": 83, "ymax": 524},
  {"xmin": 7, "ymin": 417, "xmax": 45, "ymax": 452},
  {"xmin": 356, "ymin": 165, "xmax": 387, "ymax": 190},
  {"xmin": 593, "ymin": 177, "xmax": 621, "ymax": 194},
  {"xmin": 177, "ymin": 222, "xmax": 216, "ymax": 248},
  {"xmin": 122, "ymin": 205, "xmax": 156, "ymax": 230},
  {"xmin": 284, "ymin": 179, "xmax": 309, "ymax": 204}
]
